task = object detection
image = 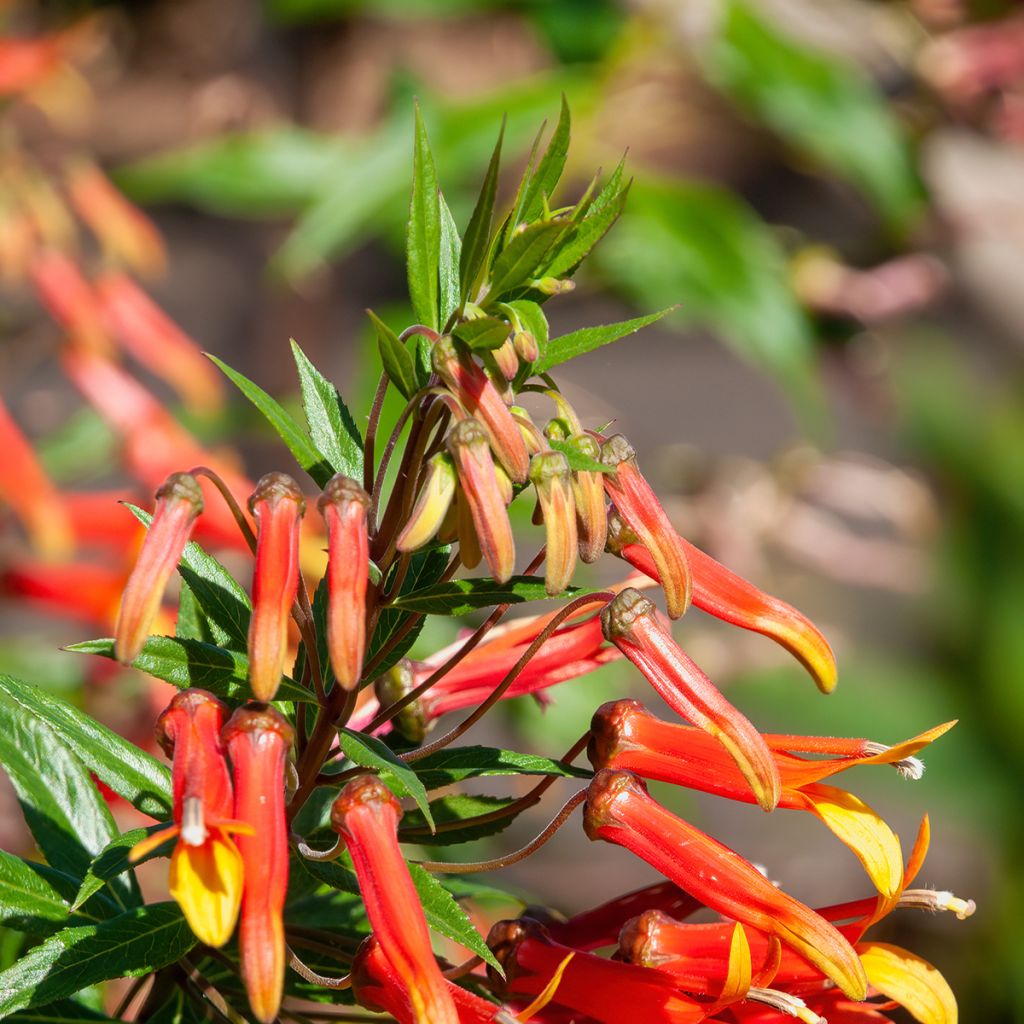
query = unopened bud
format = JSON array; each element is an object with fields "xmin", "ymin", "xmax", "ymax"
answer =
[
  {"xmin": 513, "ymin": 329, "xmax": 539, "ymax": 363},
  {"xmin": 397, "ymin": 453, "xmax": 458, "ymax": 553},
  {"xmin": 530, "ymin": 451, "xmax": 577, "ymax": 595},
  {"xmin": 115, "ymin": 473, "xmax": 203, "ymax": 664},
  {"xmin": 531, "ymin": 276, "xmax": 575, "ymax": 296},
  {"xmin": 318, "ymin": 475, "xmax": 370, "ymax": 690},
  {"xmin": 374, "ymin": 660, "xmax": 430, "ymax": 744},
  {"xmin": 567, "ymin": 433, "xmax": 608, "ymax": 563},
  {"xmin": 491, "ymin": 337, "xmax": 520, "ymax": 381},
  {"xmin": 511, "ymin": 405, "xmax": 546, "ymax": 455}
]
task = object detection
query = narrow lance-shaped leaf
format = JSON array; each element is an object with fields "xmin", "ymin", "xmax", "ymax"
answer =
[
  {"xmin": 0, "ymin": 849, "xmax": 70, "ymax": 936},
  {"xmin": 393, "ymin": 575, "xmax": 593, "ymax": 615},
  {"xmin": 400, "ymin": 794, "xmax": 523, "ymax": 846},
  {"xmin": 460, "ymin": 120, "xmax": 504, "ymax": 306},
  {"xmin": 438, "ymin": 193, "xmax": 462, "ymax": 328},
  {"xmin": 485, "ymin": 221, "xmax": 567, "ymax": 303},
  {"xmin": 368, "ymin": 310, "xmax": 419, "ymax": 400},
  {"xmin": 290, "ymin": 338, "xmax": 364, "ymax": 480},
  {"xmin": 516, "ymin": 95, "xmax": 571, "ymax": 226},
  {"xmin": 407, "ymin": 103, "xmax": 441, "ymax": 330},
  {"xmin": 411, "ymin": 745, "xmax": 593, "ymax": 791},
  {"xmin": 535, "ymin": 308, "xmax": 675, "ymax": 373},
  {"xmin": 0, "ymin": 674, "xmax": 171, "ymax": 819},
  {"xmin": 542, "ymin": 176, "xmax": 630, "ymax": 279},
  {"xmin": 452, "ymin": 317, "xmax": 511, "ymax": 352}
]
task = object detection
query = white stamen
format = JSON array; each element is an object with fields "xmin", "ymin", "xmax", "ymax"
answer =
[
  {"xmin": 747, "ymin": 987, "xmax": 826, "ymax": 1024},
  {"xmin": 863, "ymin": 742, "xmax": 925, "ymax": 780},
  {"xmin": 180, "ymin": 796, "xmax": 208, "ymax": 847},
  {"xmin": 899, "ymin": 888, "xmax": 976, "ymax": 920}
]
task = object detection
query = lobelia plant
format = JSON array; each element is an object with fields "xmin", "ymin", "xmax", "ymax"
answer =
[{"xmin": 0, "ymin": 103, "xmax": 972, "ymax": 1024}]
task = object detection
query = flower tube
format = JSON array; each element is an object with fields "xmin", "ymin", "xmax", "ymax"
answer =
[
  {"xmin": 222, "ymin": 705, "xmax": 294, "ymax": 1024},
  {"xmin": 530, "ymin": 450, "xmax": 578, "ymax": 595}
]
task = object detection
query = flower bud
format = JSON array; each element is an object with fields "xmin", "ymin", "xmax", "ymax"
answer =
[
  {"xmin": 318, "ymin": 475, "xmax": 370, "ymax": 690},
  {"xmin": 566, "ymin": 433, "xmax": 608, "ymax": 563},
  {"xmin": 247, "ymin": 473, "xmax": 305, "ymax": 701},
  {"xmin": 601, "ymin": 435, "xmax": 691, "ymax": 618},
  {"xmin": 601, "ymin": 588, "xmax": 781, "ymax": 812},
  {"xmin": 531, "ymin": 276, "xmax": 575, "ymax": 296},
  {"xmin": 396, "ymin": 452, "xmax": 457, "ymax": 552},
  {"xmin": 447, "ymin": 419, "xmax": 515, "ymax": 583},
  {"xmin": 583, "ymin": 769, "xmax": 867, "ymax": 1001},
  {"xmin": 513, "ymin": 328, "xmax": 539, "ymax": 363},
  {"xmin": 332, "ymin": 776, "xmax": 459, "ymax": 1024},
  {"xmin": 530, "ymin": 451, "xmax": 578, "ymax": 595},
  {"xmin": 115, "ymin": 473, "xmax": 203, "ymax": 664},
  {"xmin": 433, "ymin": 336, "xmax": 530, "ymax": 483},
  {"xmin": 222, "ymin": 706, "xmax": 293, "ymax": 1024},
  {"xmin": 374, "ymin": 660, "xmax": 430, "ymax": 744},
  {"xmin": 491, "ymin": 336, "xmax": 520, "ymax": 380}
]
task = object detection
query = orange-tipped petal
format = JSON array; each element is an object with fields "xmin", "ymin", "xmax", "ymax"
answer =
[
  {"xmin": 115, "ymin": 473, "xmax": 203, "ymax": 664},
  {"xmin": 447, "ymin": 418, "xmax": 515, "ymax": 583},
  {"xmin": 601, "ymin": 436, "xmax": 691, "ymax": 618},
  {"xmin": 858, "ymin": 942, "xmax": 957, "ymax": 1024},
  {"xmin": 247, "ymin": 473, "xmax": 304, "ymax": 701},
  {"xmin": 584, "ymin": 769, "xmax": 867, "ymax": 1001},
  {"xmin": 0, "ymin": 396, "xmax": 74, "ymax": 559},
  {"xmin": 530, "ymin": 450, "xmax": 578, "ymax": 595},
  {"xmin": 332, "ymin": 776, "xmax": 459, "ymax": 1024},
  {"xmin": 318, "ymin": 475, "xmax": 370, "ymax": 690},
  {"xmin": 222, "ymin": 705, "xmax": 294, "ymax": 1024},
  {"xmin": 601, "ymin": 589, "xmax": 781, "ymax": 812}
]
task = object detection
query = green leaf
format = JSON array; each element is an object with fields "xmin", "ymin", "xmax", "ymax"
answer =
[
  {"xmin": 542, "ymin": 175, "xmax": 629, "ymax": 279},
  {"xmin": 368, "ymin": 310, "xmax": 419, "ymax": 401},
  {"xmin": 400, "ymin": 794, "xmax": 523, "ymax": 845},
  {"xmin": 0, "ymin": 903, "xmax": 196, "ymax": 1016},
  {"xmin": 547, "ymin": 437, "xmax": 612, "ymax": 474},
  {"xmin": 438, "ymin": 193, "xmax": 462, "ymax": 328},
  {"xmin": 705, "ymin": 0, "xmax": 923, "ymax": 230},
  {"xmin": 535, "ymin": 307, "xmax": 675, "ymax": 373},
  {"xmin": 0, "ymin": 850, "xmax": 69, "ymax": 936},
  {"xmin": 72, "ymin": 829, "xmax": 172, "ymax": 913},
  {"xmin": 393, "ymin": 575, "xmax": 591, "ymax": 615},
  {"xmin": 501, "ymin": 299, "xmax": 549, "ymax": 362},
  {"xmin": 290, "ymin": 339, "xmax": 364, "ymax": 481},
  {"xmin": 174, "ymin": 581, "xmax": 209, "ymax": 644},
  {"xmin": 208, "ymin": 353, "xmax": 335, "ymax": 487},
  {"xmin": 596, "ymin": 180, "xmax": 821, "ymax": 417},
  {"xmin": 66, "ymin": 637, "xmax": 314, "ymax": 704},
  {"xmin": 9, "ymin": 999, "xmax": 123, "ymax": 1022},
  {"xmin": 407, "ymin": 864, "xmax": 501, "ymax": 972},
  {"xmin": 337, "ymin": 730, "xmax": 434, "ymax": 830},
  {"xmin": 516, "ymin": 95, "xmax": 571, "ymax": 225},
  {"xmin": 411, "ymin": 745, "xmax": 592, "ymax": 790},
  {"xmin": 459, "ymin": 121, "xmax": 504, "ymax": 306},
  {"xmin": 126, "ymin": 504, "xmax": 251, "ymax": 651},
  {"xmin": 485, "ymin": 221, "xmax": 566, "ymax": 302},
  {"xmin": 0, "ymin": 705, "xmax": 137, "ymax": 911},
  {"xmin": 407, "ymin": 104, "xmax": 441, "ymax": 331},
  {"xmin": 452, "ymin": 317, "xmax": 511, "ymax": 352},
  {"xmin": 0, "ymin": 675, "xmax": 171, "ymax": 820}
]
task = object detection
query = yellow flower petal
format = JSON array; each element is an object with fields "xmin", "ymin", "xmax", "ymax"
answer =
[
  {"xmin": 719, "ymin": 924, "xmax": 752, "ymax": 1004},
  {"xmin": 859, "ymin": 942, "xmax": 957, "ymax": 1024},
  {"xmin": 169, "ymin": 833, "xmax": 243, "ymax": 947},
  {"xmin": 800, "ymin": 783, "xmax": 904, "ymax": 898}
]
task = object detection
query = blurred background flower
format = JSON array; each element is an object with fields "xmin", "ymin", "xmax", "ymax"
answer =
[{"xmin": 1, "ymin": 0, "xmax": 1021, "ymax": 1017}]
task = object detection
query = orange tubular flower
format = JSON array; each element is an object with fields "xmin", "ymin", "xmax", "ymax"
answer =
[
  {"xmin": 488, "ymin": 919, "xmax": 706, "ymax": 1024},
  {"xmin": 331, "ymin": 776, "xmax": 459, "ymax": 1024},
  {"xmin": 600, "ymin": 434, "xmax": 691, "ymax": 618},
  {"xmin": 530, "ymin": 450, "xmax": 578, "ymax": 595},
  {"xmin": 601, "ymin": 588, "xmax": 781, "ymax": 812},
  {"xmin": 447, "ymin": 418, "xmax": 516, "ymax": 583},
  {"xmin": 30, "ymin": 248, "xmax": 110, "ymax": 354},
  {"xmin": 130, "ymin": 690, "xmax": 247, "ymax": 948},
  {"xmin": 2, "ymin": 560, "xmax": 127, "ymax": 627},
  {"xmin": 566, "ymin": 433, "xmax": 608, "ymax": 563},
  {"xmin": 66, "ymin": 162, "xmax": 166, "ymax": 277},
  {"xmin": 588, "ymin": 701, "xmax": 953, "ymax": 897},
  {"xmin": 433, "ymin": 335, "xmax": 531, "ymax": 484},
  {"xmin": 583, "ymin": 769, "xmax": 868, "ymax": 1001},
  {"xmin": 318, "ymin": 475, "xmax": 370, "ymax": 689},
  {"xmin": 95, "ymin": 271, "xmax": 222, "ymax": 415},
  {"xmin": 115, "ymin": 472, "xmax": 203, "ymax": 664},
  {"xmin": 0, "ymin": 395, "xmax": 74, "ymax": 559},
  {"xmin": 247, "ymin": 473, "xmax": 305, "ymax": 701},
  {"xmin": 222, "ymin": 705, "xmax": 294, "ymax": 1024},
  {"xmin": 606, "ymin": 511, "xmax": 837, "ymax": 693},
  {"xmin": 396, "ymin": 451, "xmax": 458, "ymax": 553}
]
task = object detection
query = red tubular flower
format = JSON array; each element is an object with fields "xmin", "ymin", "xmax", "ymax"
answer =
[
  {"xmin": 318, "ymin": 475, "xmax": 370, "ymax": 690},
  {"xmin": 130, "ymin": 690, "xmax": 247, "ymax": 948},
  {"xmin": 566, "ymin": 433, "xmax": 608, "ymax": 563},
  {"xmin": 588, "ymin": 701, "xmax": 952, "ymax": 897},
  {"xmin": 331, "ymin": 775, "xmax": 459, "ymax": 1024},
  {"xmin": 115, "ymin": 472, "xmax": 203, "ymax": 663},
  {"xmin": 0, "ymin": 395, "xmax": 74, "ymax": 559},
  {"xmin": 607, "ymin": 511, "xmax": 837, "ymax": 693},
  {"xmin": 600, "ymin": 434, "xmax": 691, "ymax": 618},
  {"xmin": 488, "ymin": 919, "xmax": 706, "ymax": 1024},
  {"xmin": 352, "ymin": 935, "xmax": 498, "ymax": 1024},
  {"xmin": 2, "ymin": 560, "xmax": 127, "ymax": 627},
  {"xmin": 66, "ymin": 162, "xmax": 166, "ymax": 277},
  {"xmin": 247, "ymin": 473, "xmax": 304, "ymax": 701},
  {"xmin": 583, "ymin": 769, "xmax": 868, "ymax": 1001},
  {"xmin": 95, "ymin": 271, "xmax": 222, "ymax": 415},
  {"xmin": 433, "ymin": 335, "xmax": 530, "ymax": 484},
  {"xmin": 601, "ymin": 588, "xmax": 781, "ymax": 812},
  {"xmin": 530, "ymin": 451, "xmax": 578, "ymax": 595},
  {"xmin": 221, "ymin": 704, "xmax": 294, "ymax": 1024},
  {"xmin": 30, "ymin": 248, "xmax": 110, "ymax": 353},
  {"xmin": 447, "ymin": 418, "xmax": 516, "ymax": 583}
]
